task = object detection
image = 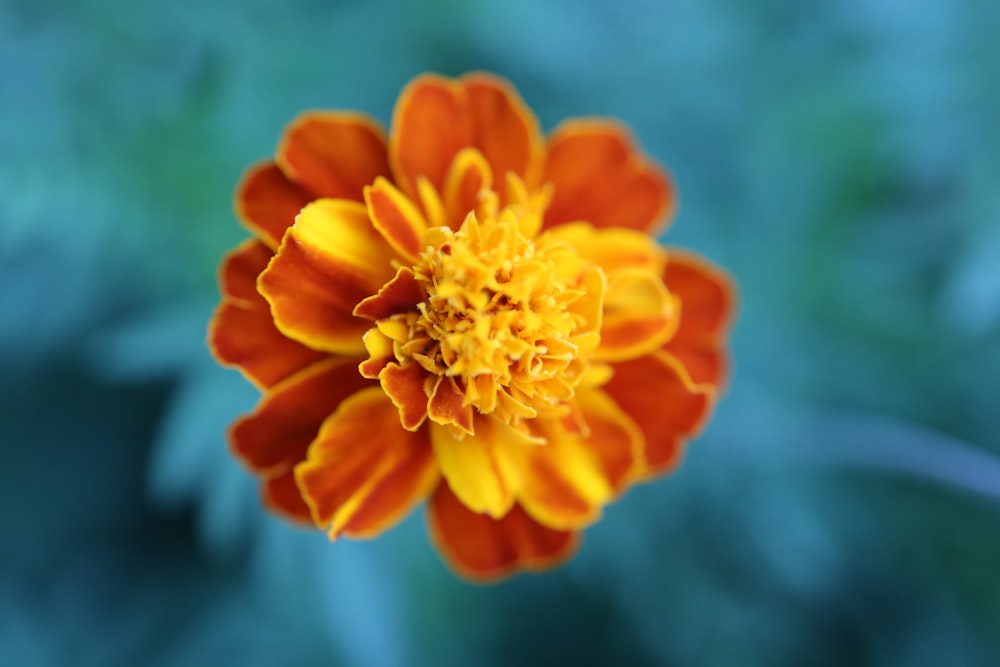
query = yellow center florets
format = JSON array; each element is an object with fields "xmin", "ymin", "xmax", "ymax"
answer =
[{"xmin": 385, "ymin": 199, "xmax": 604, "ymax": 427}]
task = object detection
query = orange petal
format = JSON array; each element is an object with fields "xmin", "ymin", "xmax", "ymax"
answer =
[
  {"xmin": 572, "ymin": 389, "xmax": 644, "ymax": 494},
  {"xmin": 662, "ymin": 250, "xmax": 736, "ymax": 388},
  {"xmin": 430, "ymin": 417, "xmax": 521, "ymax": 518},
  {"xmin": 229, "ymin": 357, "xmax": 370, "ymax": 474},
  {"xmin": 364, "ymin": 177, "xmax": 427, "ymax": 262},
  {"xmin": 354, "ymin": 266, "xmax": 425, "ymax": 321},
  {"xmin": 514, "ymin": 394, "xmax": 641, "ymax": 531},
  {"xmin": 359, "ymin": 328, "xmax": 395, "ymax": 379},
  {"xmin": 442, "ymin": 147, "xmax": 494, "ymax": 229},
  {"xmin": 276, "ymin": 112, "xmax": 391, "ymax": 201},
  {"xmin": 262, "ymin": 469, "xmax": 314, "ymax": 525},
  {"xmin": 604, "ymin": 351, "xmax": 714, "ymax": 478},
  {"xmin": 427, "ymin": 377, "xmax": 474, "ymax": 435},
  {"xmin": 379, "ymin": 361, "xmax": 430, "ymax": 430},
  {"xmin": 595, "ymin": 268, "xmax": 680, "ymax": 362},
  {"xmin": 542, "ymin": 119, "xmax": 675, "ymax": 233},
  {"xmin": 209, "ymin": 241, "xmax": 326, "ymax": 388},
  {"xmin": 389, "ymin": 73, "xmax": 544, "ymax": 201},
  {"xmin": 208, "ymin": 302, "xmax": 327, "ymax": 389},
  {"xmin": 427, "ymin": 484, "xmax": 580, "ymax": 582},
  {"xmin": 259, "ymin": 199, "xmax": 396, "ymax": 354},
  {"xmin": 235, "ymin": 162, "xmax": 313, "ymax": 249},
  {"xmin": 218, "ymin": 239, "xmax": 273, "ymax": 306},
  {"xmin": 295, "ymin": 387, "xmax": 437, "ymax": 539}
]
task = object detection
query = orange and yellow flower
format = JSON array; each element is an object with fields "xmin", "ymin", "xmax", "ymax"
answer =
[{"xmin": 209, "ymin": 73, "xmax": 734, "ymax": 581}]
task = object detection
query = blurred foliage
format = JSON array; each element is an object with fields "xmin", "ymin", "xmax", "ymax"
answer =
[{"xmin": 2, "ymin": 0, "xmax": 999, "ymax": 665}]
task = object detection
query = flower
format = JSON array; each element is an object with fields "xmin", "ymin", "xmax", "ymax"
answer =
[{"xmin": 209, "ymin": 73, "xmax": 734, "ymax": 581}]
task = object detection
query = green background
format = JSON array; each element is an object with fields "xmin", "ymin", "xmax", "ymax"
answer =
[{"xmin": 3, "ymin": 0, "xmax": 999, "ymax": 664}]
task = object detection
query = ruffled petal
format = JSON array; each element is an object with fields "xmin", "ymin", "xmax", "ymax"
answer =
[
  {"xmin": 262, "ymin": 469, "xmax": 314, "ymax": 525},
  {"xmin": 428, "ymin": 484, "xmax": 579, "ymax": 581},
  {"xmin": 235, "ymin": 163, "xmax": 313, "ymax": 249},
  {"xmin": 389, "ymin": 73, "xmax": 544, "ymax": 201},
  {"xmin": 379, "ymin": 361, "xmax": 430, "ymax": 430},
  {"xmin": 430, "ymin": 417, "xmax": 521, "ymax": 518},
  {"xmin": 662, "ymin": 250, "xmax": 736, "ymax": 388},
  {"xmin": 295, "ymin": 388, "xmax": 438, "ymax": 539},
  {"xmin": 594, "ymin": 268, "xmax": 680, "ymax": 362},
  {"xmin": 276, "ymin": 112, "xmax": 391, "ymax": 201},
  {"xmin": 604, "ymin": 351, "xmax": 714, "ymax": 478},
  {"xmin": 542, "ymin": 119, "xmax": 675, "ymax": 233},
  {"xmin": 258, "ymin": 199, "xmax": 396, "ymax": 354},
  {"xmin": 229, "ymin": 357, "xmax": 370, "ymax": 474},
  {"xmin": 208, "ymin": 240, "xmax": 326, "ymax": 388},
  {"xmin": 353, "ymin": 266, "xmax": 424, "ymax": 321}
]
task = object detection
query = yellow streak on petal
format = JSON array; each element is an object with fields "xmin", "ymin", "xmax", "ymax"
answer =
[{"xmin": 431, "ymin": 418, "xmax": 521, "ymax": 518}]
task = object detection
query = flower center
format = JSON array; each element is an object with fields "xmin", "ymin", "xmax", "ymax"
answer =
[{"xmin": 392, "ymin": 204, "xmax": 603, "ymax": 426}]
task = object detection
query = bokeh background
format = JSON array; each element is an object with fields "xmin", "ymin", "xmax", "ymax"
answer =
[{"xmin": 3, "ymin": 0, "xmax": 999, "ymax": 664}]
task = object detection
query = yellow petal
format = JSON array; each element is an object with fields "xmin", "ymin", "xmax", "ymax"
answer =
[{"xmin": 430, "ymin": 416, "xmax": 522, "ymax": 518}]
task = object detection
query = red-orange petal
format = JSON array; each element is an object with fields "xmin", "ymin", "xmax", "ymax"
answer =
[
  {"xmin": 218, "ymin": 239, "xmax": 273, "ymax": 305},
  {"xmin": 542, "ymin": 119, "xmax": 675, "ymax": 233},
  {"xmin": 662, "ymin": 250, "xmax": 736, "ymax": 388},
  {"xmin": 364, "ymin": 177, "xmax": 427, "ymax": 262},
  {"xmin": 427, "ymin": 377, "xmax": 474, "ymax": 435},
  {"xmin": 354, "ymin": 267, "xmax": 424, "ymax": 321},
  {"xmin": 209, "ymin": 302, "xmax": 327, "ymax": 389},
  {"xmin": 258, "ymin": 199, "xmax": 396, "ymax": 354},
  {"xmin": 276, "ymin": 112, "xmax": 391, "ymax": 201},
  {"xmin": 262, "ymin": 469, "xmax": 314, "ymax": 525},
  {"xmin": 379, "ymin": 361, "xmax": 430, "ymax": 430},
  {"xmin": 604, "ymin": 351, "xmax": 714, "ymax": 479},
  {"xmin": 295, "ymin": 388, "xmax": 438, "ymax": 540},
  {"xmin": 209, "ymin": 240, "xmax": 326, "ymax": 388},
  {"xmin": 236, "ymin": 162, "xmax": 313, "ymax": 250},
  {"xmin": 427, "ymin": 484, "xmax": 580, "ymax": 582},
  {"xmin": 229, "ymin": 357, "xmax": 371, "ymax": 475},
  {"xmin": 389, "ymin": 73, "xmax": 544, "ymax": 202}
]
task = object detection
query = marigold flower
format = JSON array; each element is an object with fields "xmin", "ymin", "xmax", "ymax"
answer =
[{"xmin": 209, "ymin": 73, "xmax": 735, "ymax": 581}]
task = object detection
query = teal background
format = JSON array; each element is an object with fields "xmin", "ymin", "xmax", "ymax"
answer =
[{"xmin": 3, "ymin": 0, "xmax": 1000, "ymax": 665}]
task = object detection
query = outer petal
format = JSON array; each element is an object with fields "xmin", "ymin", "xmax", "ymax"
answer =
[
  {"xmin": 604, "ymin": 351, "xmax": 714, "ymax": 479},
  {"xmin": 262, "ymin": 469, "xmax": 314, "ymax": 525},
  {"xmin": 208, "ymin": 240, "xmax": 326, "ymax": 388},
  {"xmin": 428, "ymin": 484, "xmax": 580, "ymax": 582},
  {"xmin": 389, "ymin": 73, "xmax": 544, "ymax": 201},
  {"xmin": 430, "ymin": 417, "xmax": 522, "ymax": 519},
  {"xmin": 276, "ymin": 112, "xmax": 391, "ymax": 201},
  {"xmin": 295, "ymin": 388, "xmax": 439, "ymax": 540},
  {"xmin": 515, "ymin": 390, "xmax": 642, "ymax": 530},
  {"xmin": 229, "ymin": 357, "xmax": 371, "ymax": 475},
  {"xmin": 542, "ymin": 119, "xmax": 675, "ymax": 233},
  {"xmin": 258, "ymin": 199, "xmax": 396, "ymax": 354},
  {"xmin": 235, "ymin": 163, "xmax": 313, "ymax": 249},
  {"xmin": 594, "ymin": 268, "xmax": 680, "ymax": 363},
  {"xmin": 662, "ymin": 250, "xmax": 736, "ymax": 388}
]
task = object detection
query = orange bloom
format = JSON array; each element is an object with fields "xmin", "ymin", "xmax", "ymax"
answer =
[{"xmin": 209, "ymin": 73, "xmax": 735, "ymax": 581}]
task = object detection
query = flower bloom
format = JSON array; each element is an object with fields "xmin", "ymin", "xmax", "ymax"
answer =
[{"xmin": 209, "ymin": 73, "xmax": 734, "ymax": 581}]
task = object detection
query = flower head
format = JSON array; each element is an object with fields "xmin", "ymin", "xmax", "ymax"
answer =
[{"xmin": 209, "ymin": 73, "xmax": 734, "ymax": 581}]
